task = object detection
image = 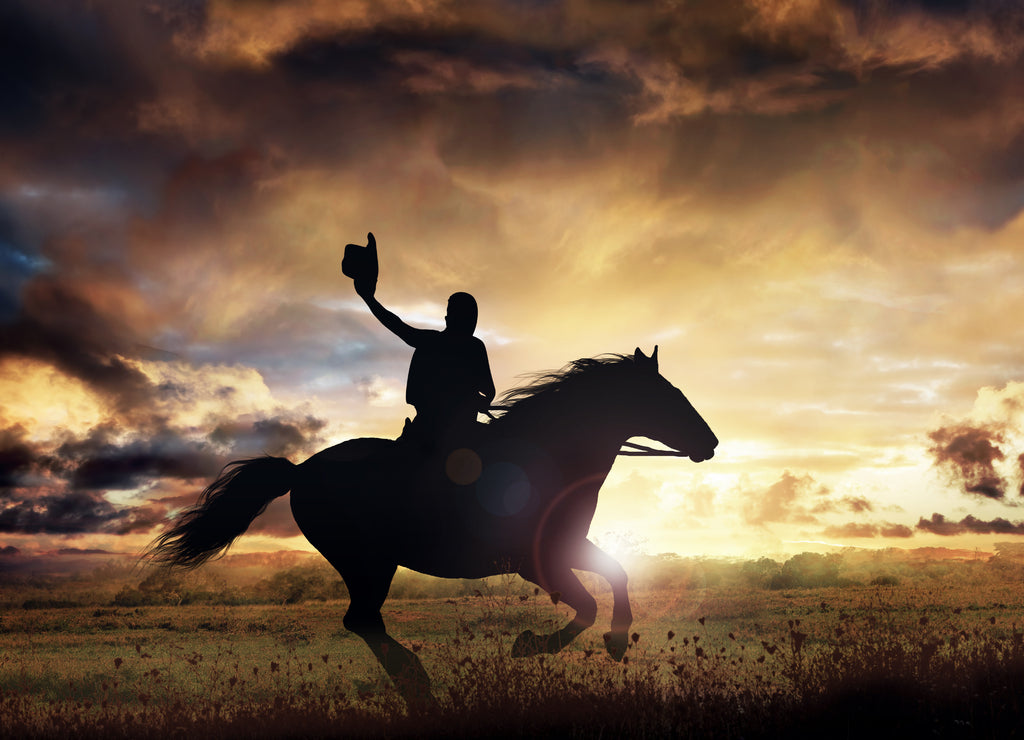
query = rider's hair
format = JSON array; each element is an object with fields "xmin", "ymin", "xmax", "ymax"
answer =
[{"xmin": 446, "ymin": 292, "xmax": 478, "ymax": 335}]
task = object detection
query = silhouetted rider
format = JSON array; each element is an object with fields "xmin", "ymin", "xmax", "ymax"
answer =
[{"xmin": 346, "ymin": 233, "xmax": 495, "ymax": 448}]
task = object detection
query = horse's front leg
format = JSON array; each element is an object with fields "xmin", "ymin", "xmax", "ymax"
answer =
[
  {"xmin": 572, "ymin": 539, "xmax": 632, "ymax": 660},
  {"xmin": 512, "ymin": 566, "xmax": 597, "ymax": 657}
]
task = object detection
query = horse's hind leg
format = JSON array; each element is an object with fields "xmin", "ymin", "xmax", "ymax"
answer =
[
  {"xmin": 512, "ymin": 567, "xmax": 597, "ymax": 658},
  {"xmin": 338, "ymin": 561, "xmax": 435, "ymax": 710}
]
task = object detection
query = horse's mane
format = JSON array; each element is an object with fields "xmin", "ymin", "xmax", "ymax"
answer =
[{"xmin": 489, "ymin": 354, "xmax": 636, "ymax": 428}]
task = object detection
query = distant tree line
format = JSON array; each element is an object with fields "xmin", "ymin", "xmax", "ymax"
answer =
[{"xmin": 4, "ymin": 544, "xmax": 1023, "ymax": 609}]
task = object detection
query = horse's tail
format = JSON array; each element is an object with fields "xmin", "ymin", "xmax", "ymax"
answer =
[{"xmin": 144, "ymin": 456, "xmax": 296, "ymax": 570}]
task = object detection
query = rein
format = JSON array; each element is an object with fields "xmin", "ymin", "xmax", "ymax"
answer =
[
  {"xmin": 487, "ymin": 407, "xmax": 685, "ymax": 458},
  {"xmin": 618, "ymin": 441, "xmax": 688, "ymax": 457}
]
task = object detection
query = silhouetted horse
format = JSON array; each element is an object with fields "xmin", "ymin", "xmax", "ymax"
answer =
[{"xmin": 146, "ymin": 347, "xmax": 717, "ymax": 706}]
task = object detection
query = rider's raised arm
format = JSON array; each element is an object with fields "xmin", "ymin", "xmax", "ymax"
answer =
[
  {"xmin": 347, "ymin": 232, "xmax": 429, "ymax": 348},
  {"xmin": 359, "ymin": 291, "xmax": 430, "ymax": 348}
]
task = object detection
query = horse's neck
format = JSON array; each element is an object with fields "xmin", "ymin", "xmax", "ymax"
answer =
[{"xmin": 523, "ymin": 404, "xmax": 629, "ymax": 480}]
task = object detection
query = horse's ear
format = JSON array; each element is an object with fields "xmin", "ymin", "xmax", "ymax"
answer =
[{"xmin": 633, "ymin": 346, "xmax": 658, "ymax": 372}]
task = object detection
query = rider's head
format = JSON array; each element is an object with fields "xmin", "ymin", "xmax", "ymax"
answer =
[{"xmin": 445, "ymin": 292, "xmax": 478, "ymax": 336}]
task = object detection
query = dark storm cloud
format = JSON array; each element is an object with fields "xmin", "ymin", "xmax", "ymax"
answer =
[
  {"xmin": 3, "ymin": 0, "xmax": 1023, "ymax": 205},
  {"xmin": 844, "ymin": 0, "xmax": 1021, "ymax": 19},
  {"xmin": 0, "ymin": 2, "xmax": 151, "ymax": 134},
  {"xmin": 51, "ymin": 412, "xmax": 328, "ymax": 488},
  {"xmin": 209, "ymin": 414, "xmax": 327, "ymax": 458},
  {"xmin": 185, "ymin": 21, "xmax": 635, "ymax": 174},
  {"xmin": 0, "ymin": 426, "xmax": 37, "ymax": 490},
  {"xmin": 0, "ymin": 409, "xmax": 326, "ymax": 534},
  {"xmin": 0, "ymin": 205, "xmax": 46, "ymax": 321},
  {"xmin": 0, "ymin": 2, "xmax": 194, "ymax": 204},
  {"xmin": 3, "ymin": 0, "xmax": 1023, "ymax": 294},
  {"xmin": 0, "ymin": 404, "xmax": 326, "ymax": 538},
  {"xmin": 56, "ymin": 428, "xmax": 222, "ymax": 491},
  {"xmin": 273, "ymin": 28, "xmax": 582, "ymax": 86},
  {"xmin": 0, "ymin": 426, "xmax": 192, "ymax": 534},
  {"xmin": 0, "ymin": 279, "xmax": 153, "ymax": 412},
  {"xmin": 568, "ymin": 1, "xmax": 1024, "ymax": 228},
  {"xmin": 0, "ymin": 0, "xmax": 206, "ymax": 139},
  {"xmin": 916, "ymin": 512, "xmax": 1024, "ymax": 535},
  {"xmin": 0, "ymin": 489, "xmax": 132, "ymax": 534},
  {"xmin": 927, "ymin": 423, "xmax": 1014, "ymax": 500}
]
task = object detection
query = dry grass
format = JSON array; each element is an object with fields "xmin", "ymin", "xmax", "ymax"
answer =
[{"xmin": 2, "ymin": 581, "xmax": 1024, "ymax": 738}]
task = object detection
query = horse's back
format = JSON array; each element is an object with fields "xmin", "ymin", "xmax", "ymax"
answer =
[{"xmin": 305, "ymin": 437, "xmax": 393, "ymax": 465}]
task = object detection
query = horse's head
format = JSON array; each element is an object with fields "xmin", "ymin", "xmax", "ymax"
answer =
[{"xmin": 622, "ymin": 346, "xmax": 718, "ymax": 463}]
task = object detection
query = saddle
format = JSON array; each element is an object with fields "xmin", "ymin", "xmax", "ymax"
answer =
[{"xmin": 396, "ymin": 417, "xmax": 483, "ymax": 454}]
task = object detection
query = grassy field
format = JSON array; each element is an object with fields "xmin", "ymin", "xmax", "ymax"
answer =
[{"xmin": 3, "ymin": 573, "xmax": 1024, "ymax": 738}]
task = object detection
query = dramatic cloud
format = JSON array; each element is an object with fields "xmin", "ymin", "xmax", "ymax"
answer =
[
  {"xmin": 0, "ymin": 280, "xmax": 153, "ymax": 413},
  {"xmin": 880, "ymin": 522, "xmax": 915, "ymax": 539},
  {"xmin": 928, "ymin": 381, "xmax": 1024, "ymax": 501},
  {"xmin": 928, "ymin": 423, "xmax": 1009, "ymax": 499},
  {"xmin": 0, "ymin": 408, "xmax": 326, "ymax": 535},
  {"xmin": 57, "ymin": 428, "xmax": 222, "ymax": 491},
  {"xmin": 744, "ymin": 471, "xmax": 831, "ymax": 525},
  {"xmin": 916, "ymin": 513, "xmax": 1024, "ymax": 536},
  {"xmin": 742, "ymin": 470, "xmax": 881, "ymax": 528},
  {"xmin": 0, "ymin": 426, "xmax": 36, "ymax": 489},
  {"xmin": 209, "ymin": 415, "xmax": 327, "ymax": 458},
  {"xmin": 0, "ymin": 489, "xmax": 140, "ymax": 535},
  {"xmin": 822, "ymin": 521, "xmax": 914, "ymax": 539},
  {"xmin": 822, "ymin": 522, "xmax": 880, "ymax": 539}
]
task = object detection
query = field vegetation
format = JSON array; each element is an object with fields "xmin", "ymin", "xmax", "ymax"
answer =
[{"xmin": 2, "ymin": 545, "xmax": 1024, "ymax": 738}]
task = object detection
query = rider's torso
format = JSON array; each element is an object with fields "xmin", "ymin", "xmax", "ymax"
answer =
[{"xmin": 406, "ymin": 330, "xmax": 487, "ymax": 420}]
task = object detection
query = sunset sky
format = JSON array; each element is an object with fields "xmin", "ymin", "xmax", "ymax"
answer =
[{"xmin": 3, "ymin": 0, "xmax": 1024, "ymax": 568}]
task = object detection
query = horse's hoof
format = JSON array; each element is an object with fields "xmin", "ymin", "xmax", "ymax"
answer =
[
  {"xmin": 403, "ymin": 689, "xmax": 439, "ymax": 715},
  {"xmin": 511, "ymin": 629, "xmax": 539, "ymax": 657},
  {"xmin": 603, "ymin": 631, "xmax": 628, "ymax": 661},
  {"xmin": 391, "ymin": 661, "xmax": 436, "ymax": 713}
]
